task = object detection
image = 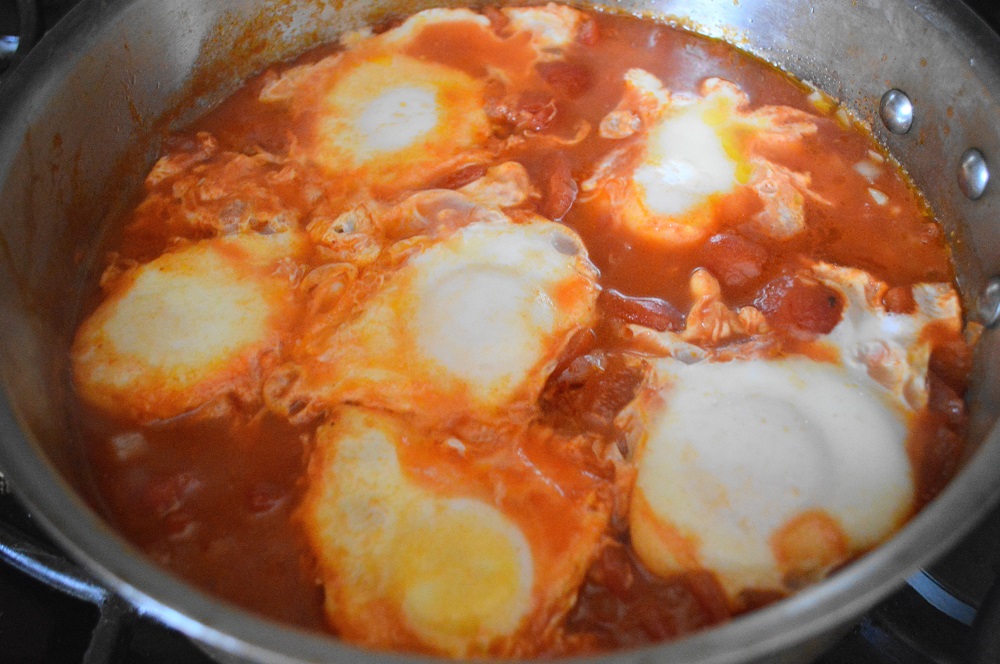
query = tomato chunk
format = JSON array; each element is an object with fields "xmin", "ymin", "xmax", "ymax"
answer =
[
  {"xmin": 537, "ymin": 60, "xmax": 594, "ymax": 98},
  {"xmin": 701, "ymin": 233, "xmax": 767, "ymax": 288},
  {"xmin": 599, "ymin": 288, "xmax": 684, "ymax": 332},
  {"xmin": 541, "ymin": 153, "xmax": 579, "ymax": 221},
  {"xmin": 755, "ymin": 275, "xmax": 843, "ymax": 335}
]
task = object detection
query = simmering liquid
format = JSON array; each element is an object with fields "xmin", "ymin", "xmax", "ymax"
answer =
[{"xmin": 70, "ymin": 5, "xmax": 973, "ymax": 657}]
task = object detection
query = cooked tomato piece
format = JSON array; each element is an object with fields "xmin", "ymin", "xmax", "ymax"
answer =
[
  {"xmin": 882, "ymin": 285, "xmax": 916, "ymax": 314},
  {"xmin": 541, "ymin": 152, "xmax": 579, "ymax": 221},
  {"xmin": 755, "ymin": 275, "xmax": 843, "ymax": 335},
  {"xmin": 598, "ymin": 288, "xmax": 684, "ymax": 332},
  {"xmin": 701, "ymin": 233, "xmax": 768, "ymax": 288},
  {"xmin": 537, "ymin": 60, "xmax": 594, "ymax": 97}
]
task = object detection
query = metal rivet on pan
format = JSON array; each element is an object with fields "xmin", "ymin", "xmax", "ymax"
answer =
[
  {"xmin": 977, "ymin": 276, "xmax": 1000, "ymax": 328},
  {"xmin": 879, "ymin": 89, "xmax": 913, "ymax": 134},
  {"xmin": 958, "ymin": 148, "xmax": 990, "ymax": 200}
]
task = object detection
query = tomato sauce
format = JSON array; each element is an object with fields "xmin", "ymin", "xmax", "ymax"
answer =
[{"xmin": 70, "ymin": 7, "xmax": 971, "ymax": 656}]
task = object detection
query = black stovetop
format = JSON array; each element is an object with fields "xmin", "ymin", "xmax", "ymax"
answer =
[{"xmin": 1, "ymin": 1, "xmax": 1000, "ymax": 663}]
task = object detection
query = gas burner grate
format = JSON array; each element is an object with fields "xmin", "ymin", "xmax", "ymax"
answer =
[{"xmin": 0, "ymin": 490, "xmax": 216, "ymax": 664}]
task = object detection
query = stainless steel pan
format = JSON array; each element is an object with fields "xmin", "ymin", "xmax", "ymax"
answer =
[{"xmin": 2, "ymin": 1, "xmax": 1000, "ymax": 662}]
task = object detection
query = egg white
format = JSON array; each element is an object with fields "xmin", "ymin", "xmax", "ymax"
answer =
[
  {"xmin": 72, "ymin": 233, "xmax": 303, "ymax": 422},
  {"xmin": 629, "ymin": 356, "xmax": 914, "ymax": 601},
  {"xmin": 286, "ymin": 219, "xmax": 599, "ymax": 422},
  {"xmin": 502, "ymin": 4, "xmax": 589, "ymax": 60},
  {"xmin": 633, "ymin": 104, "xmax": 738, "ymax": 218},
  {"xmin": 310, "ymin": 54, "xmax": 491, "ymax": 185},
  {"xmin": 303, "ymin": 407, "xmax": 534, "ymax": 656},
  {"xmin": 810, "ymin": 262, "xmax": 962, "ymax": 411},
  {"xmin": 589, "ymin": 71, "xmax": 820, "ymax": 246}
]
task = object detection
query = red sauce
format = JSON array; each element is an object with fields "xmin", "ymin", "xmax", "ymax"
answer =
[{"xmin": 70, "ymin": 7, "xmax": 972, "ymax": 656}]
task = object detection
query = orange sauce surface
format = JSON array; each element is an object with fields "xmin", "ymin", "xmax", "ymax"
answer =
[{"xmin": 71, "ymin": 8, "xmax": 971, "ymax": 656}]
